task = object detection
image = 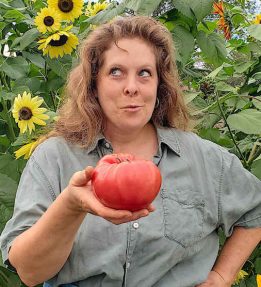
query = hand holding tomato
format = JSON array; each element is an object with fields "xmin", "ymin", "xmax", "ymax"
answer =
[
  {"xmin": 64, "ymin": 166, "xmax": 155, "ymax": 225},
  {"xmin": 92, "ymin": 153, "xmax": 162, "ymax": 211}
]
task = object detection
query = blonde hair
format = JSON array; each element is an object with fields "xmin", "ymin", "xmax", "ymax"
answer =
[{"xmin": 43, "ymin": 16, "xmax": 191, "ymax": 147}]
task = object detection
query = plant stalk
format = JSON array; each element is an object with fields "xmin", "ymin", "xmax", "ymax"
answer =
[{"xmin": 215, "ymin": 91, "xmax": 248, "ymax": 168}]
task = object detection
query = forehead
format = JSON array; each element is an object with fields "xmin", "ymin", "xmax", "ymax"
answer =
[{"xmin": 101, "ymin": 37, "xmax": 157, "ymax": 67}]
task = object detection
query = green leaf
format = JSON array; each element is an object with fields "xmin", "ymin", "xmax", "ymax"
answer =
[
  {"xmin": 196, "ymin": 31, "xmax": 227, "ymax": 67},
  {"xmin": 0, "ymin": 266, "xmax": 22, "ymax": 287},
  {"xmin": 172, "ymin": 25, "xmax": 195, "ymax": 64},
  {"xmin": 183, "ymin": 92, "xmax": 199, "ymax": 104},
  {"xmin": 254, "ymin": 256, "xmax": 261, "ymax": 273},
  {"xmin": 172, "ymin": 0, "xmax": 194, "ymax": 19},
  {"xmin": 3, "ymin": 9, "xmax": 25, "ymax": 22},
  {"xmin": 126, "ymin": 0, "xmax": 162, "ymax": 15},
  {"xmin": 45, "ymin": 57, "xmax": 71, "ymax": 79},
  {"xmin": 207, "ymin": 65, "xmax": 224, "ymax": 78},
  {"xmin": 227, "ymin": 109, "xmax": 261, "ymax": 135},
  {"xmin": 87, "ymin": 2, "xmax": 125, "ymax": 25},
  {"xmin": 0, "ymin": 173, "xmax": 17, "ymax": 233},
  {"xmin": 216, "ymin": 82, "xmax": 237, "ymax": 92},
  {"xmin": 0, "ymin": 56, "xmax": 29, "ymax": 79},
  {"xmin": 22, "ymin": 51, "xmax": 45, "ymax": 69},
  {"xmin": 190, "ymin": 0, "xmax": 215, "ymax": 22},
  {"xmin": 234, "ymin": 61, "xmax": 256, "ymax": 73},
  {"xmin": 248, "ymin": 25, "xmax": 261, "ymax": 41},
  {"xmin": 18, "ymin": 28, "xmax": 39, "ymax": 50},
  {"xmin": 172, "ymin": 0, "xmax": 214, "ymax": 21},
  {"xmin": 253, "ymin": 97, "xmax": 261, "ymax": 110},
  {"xmin": 0, "ymin": 154, "xmax": 20, "ymax": 182}
]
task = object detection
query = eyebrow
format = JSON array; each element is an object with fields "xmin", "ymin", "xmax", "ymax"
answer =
[{"xmin": 105, "ymin": 63, "xmax": 156, "ymax": 69}]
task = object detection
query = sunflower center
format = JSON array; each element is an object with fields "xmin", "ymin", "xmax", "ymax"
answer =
[
  {"xmin": 44, "ymin": 16, "xmax": 54, "ymax": 26},
  {"xmin": 19, "ymin": 107, "xmax": 33, "ymax": 121},
  {"xmin": 58, "ymin": 0, "xmax": 74, "ymax": 13},
  {"xmin": 49, "ymin": 35, "xmax": 68, "ymax": 47}
]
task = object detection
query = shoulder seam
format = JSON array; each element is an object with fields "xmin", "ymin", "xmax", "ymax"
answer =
[{"xmin": 30, "ymin": 155, "xmax": 57, "ymax": 201}]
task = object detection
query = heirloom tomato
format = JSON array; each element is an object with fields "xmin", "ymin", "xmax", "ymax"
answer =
[{"xmin": 92, "ymin": 153, "xmax": 162, "ymax": 211}]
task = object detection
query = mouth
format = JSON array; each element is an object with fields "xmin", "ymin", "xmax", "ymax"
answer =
[{"xmin": 121, "ymin": 104, "xmax": 143, "ymax": 109}]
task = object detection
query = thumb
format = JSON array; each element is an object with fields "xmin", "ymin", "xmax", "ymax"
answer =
[{"xmin": 70, "ymin": 166, "xmax": 94, "ymax": 187}]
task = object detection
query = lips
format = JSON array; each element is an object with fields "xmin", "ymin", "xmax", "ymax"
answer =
[{"xmin": 121, "ymin": 104, "xmax": 142, "ymax": 109}]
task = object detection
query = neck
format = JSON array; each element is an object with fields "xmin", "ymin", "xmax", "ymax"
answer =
[{"xmin": 104, "ymin": 123, "xmax": 158, "ymax": 159}]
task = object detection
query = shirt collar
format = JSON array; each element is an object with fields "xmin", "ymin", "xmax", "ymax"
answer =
[
  {"xmin": 85, "ymin": 127, "xmax": 181, "ymax": 156},
  {"xmin": 156, "ymin": 127, "xmax": 181, "ymax": 156}
]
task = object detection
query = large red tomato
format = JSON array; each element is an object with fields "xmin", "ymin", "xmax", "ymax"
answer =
[{"xmin": 92, "ymin": 153, "xmax": 162, "ymax": 211}]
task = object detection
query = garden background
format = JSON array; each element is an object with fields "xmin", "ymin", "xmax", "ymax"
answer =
[{"xmin": 0, "ymin": 0, "xmax": 261, "ymax": 286}]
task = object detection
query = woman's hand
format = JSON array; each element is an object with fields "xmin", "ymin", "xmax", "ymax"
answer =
[
  {"xmin": 195, "ymin": 271, "xmax": 232, "ymax": 287},
  {"xmin": 64, "ymin": 166, "xmax": 155, "ymax": 225}
]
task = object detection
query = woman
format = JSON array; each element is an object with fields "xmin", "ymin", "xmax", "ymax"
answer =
[{"xmin": 1, "ymin": 16, "xmax": 261, "ymax": 287}]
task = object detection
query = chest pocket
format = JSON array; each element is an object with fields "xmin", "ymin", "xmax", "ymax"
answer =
[{"xmin": 161, "ymin": 185, "xmax": 205, "ymax": 248}]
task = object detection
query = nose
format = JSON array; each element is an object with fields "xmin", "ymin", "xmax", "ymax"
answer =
[{"xmin": 123, "ymin": 75, "xmax": 138, "ymax": 97}]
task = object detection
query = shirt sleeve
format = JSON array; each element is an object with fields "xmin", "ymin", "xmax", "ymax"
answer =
[
  {"xmin": 0, "ymin": 145, "xmax": 59, "ymax": 267},
  {"xmin": 218, "ymin": 148, "xmax": 261, "ymax": 236}
]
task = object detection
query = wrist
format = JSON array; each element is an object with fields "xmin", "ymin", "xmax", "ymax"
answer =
[
  {"xmin": 211, "ymin": 269, "xmax": 234, "ymax": 286},
  {"xmin": 60, "ymin": 187, "xmax": 88, "ymax": 216}
]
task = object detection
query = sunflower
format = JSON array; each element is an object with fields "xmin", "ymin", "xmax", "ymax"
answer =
[
  {"xmin": 12, "ymin": 92, "xmax": 49, "ymax": 134},
  {"xmin": 38, "ymin": 27, "xmax": 78, "ymax": 58},
  {"xmin": 34, "ymin": 7, "xmax": 61, "ymax": 34},
  {"xmin": 213, "ymin": 1, "xmax": 232, "ymax": 40},
  {"xmin": 15, "ymin": 140, "xmax": 39, "ymax": 160},
  {"xmin": 257, "ymin": 274, "xmax": 261, "ymax": 287},
  {"xmin": 253, "ymin": 14, "xmax": 261, "ymax": 24},
  {"xmin": 86, "ymin": 1, "xmax": 108, "ymax": 17},
  {"xmin": 233, "ymin": 270, "xmax": 248, "ymax": 285},
  {"xmin": 48, "ymin": 0, "xmax": 83, "ymax": 21}
]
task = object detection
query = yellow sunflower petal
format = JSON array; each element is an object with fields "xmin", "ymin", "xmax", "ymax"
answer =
[{"xmin": 31, "ymin": 116, "xmax": 47, "ymax": 126}]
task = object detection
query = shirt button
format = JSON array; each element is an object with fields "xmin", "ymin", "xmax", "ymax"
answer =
[
  {"xmin": 104, "ymin": 142, "xmax": 110, "ymax": 149},
  {"xmin": 132, "ymin": 222, "xmax": 139, "ymax": 229},
  {"xmin": 126, "ymin": 262, "xmax": 131, "ymax": 268}
]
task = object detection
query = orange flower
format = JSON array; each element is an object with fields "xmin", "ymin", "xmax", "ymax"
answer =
[{"xmin": 213, "ymin": 1, "xmax": 231, "ymax": 40}]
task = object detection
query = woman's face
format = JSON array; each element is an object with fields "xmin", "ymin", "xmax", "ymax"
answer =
[{"xmin": 96, "ymin": 37, "xmax": 158, "ymax": 134}]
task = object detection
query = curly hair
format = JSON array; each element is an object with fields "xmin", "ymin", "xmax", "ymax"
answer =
[{"xmin": 44, "ymin": 16, "xmax": 191, "ymax": 147}]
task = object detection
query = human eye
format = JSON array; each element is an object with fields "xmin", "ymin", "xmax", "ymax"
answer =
[
  {"xmin": 139, "ymin": 69, "xmax": 152, "ymax": 77},
  {"xmin": 110, "ymin": 67, "xmax": 122, "ymax": 77}
]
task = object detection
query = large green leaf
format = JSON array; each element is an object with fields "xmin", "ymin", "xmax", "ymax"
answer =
[
  {"xmin": 196, "ymin": 31, "xmax": 227, "ymax": 67},
  {"xmin": 0, "ymin": 154, "xmax": 20, "ymax": 182},
  {"xmin": 86, "ymin": 2, "xmax": 125, "ymax": 25},
  {"xmin": 45, "ymin": 57, "xmax": 72, "ymax": 79},
  {"xmin": 248, "ymin": 25, "xmax": 261, "ymax": 41},
  {"xmin": 227, "ymin": 109, "xmax": 261, "ymax": 135},
  {"xmin": 172, "ymin": 25, "xmax": 195, "ymax": 64},
  {"xmin": 18, "ymin": 28, "xmax": 39, "ymax": 50},
  {"xmin": 0, "ymin": 173, "xmax": 17, "ymax": 233},
  {"xmin": 0, "ymin": 56, "xmax": 29, "ymax": 79},
  {"xmin": 125, "ymin": 0, "xmax": 162, "ymax": 15},
  {"xmin": 22, "ymin": 51, "xmax": 45, "ymax": 69},
  {"xmin": 3, "ymin": 9, "xmax": 25, "ymax": 22},
  {"xmin": 172, "ymin": 0, "xmax": 214, "ymax": 21}
]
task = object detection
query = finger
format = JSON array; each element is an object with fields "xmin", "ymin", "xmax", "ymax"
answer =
[
  {"xmin": 147, "ymin": 204, "xmax": 155, "ymax": 212},
  {"xmin": 70, "ymin": 166, "xmax": 93, "ymax": 187},
  {"xmin": 84, "ymin": 166, "xmax": 94, "ymax": 181}
]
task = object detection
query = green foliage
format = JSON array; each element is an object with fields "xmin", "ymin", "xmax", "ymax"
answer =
[{"xmin": 0, "ymin": 0, "xmax": 260, "ymax": 286}]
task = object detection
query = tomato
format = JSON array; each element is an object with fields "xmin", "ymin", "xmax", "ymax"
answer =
[{"xmin": 92, "ymin": 153, "xmax": 162, "ymax": 211}]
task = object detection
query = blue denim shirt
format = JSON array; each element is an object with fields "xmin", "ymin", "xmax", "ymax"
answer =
[{"xmin": 1, "ymin": 127, "xmax": 261, "ymax": 287}]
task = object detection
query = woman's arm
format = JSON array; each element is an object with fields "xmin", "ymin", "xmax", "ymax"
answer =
[
  {"xmin": 197, "ymin": 226, "xmax": 261, "ymax": 287},
  {"xmin": 8, "ymin": 166, "xmax": 152, "ymax": 286}
]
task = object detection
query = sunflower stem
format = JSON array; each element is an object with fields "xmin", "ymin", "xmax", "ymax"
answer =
[
  {"xmin": 1, "ymin": 99, "xmax": 16, "ymax": 143},
  {"xmin": 215, "ymin": 91, "xmax": 248, "ymax": 169}
]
